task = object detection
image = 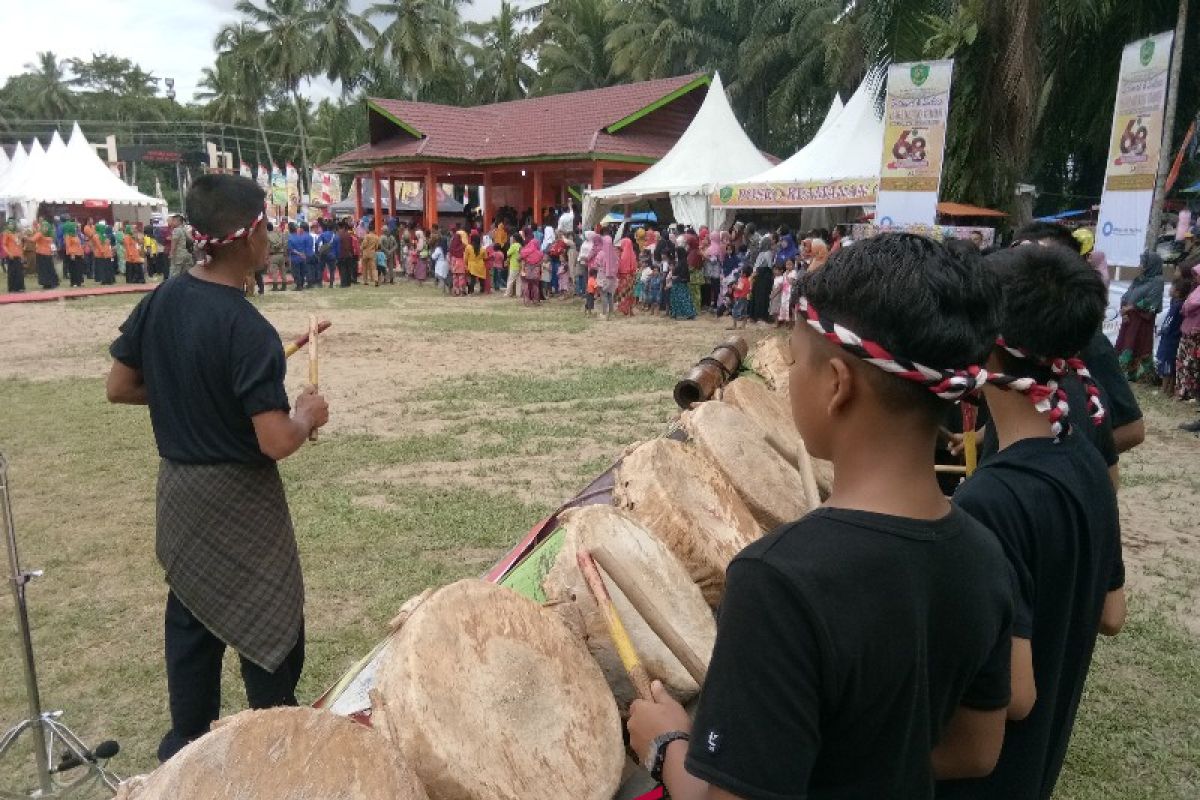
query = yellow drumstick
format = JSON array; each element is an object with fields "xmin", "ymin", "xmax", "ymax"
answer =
[{"xmin": 577, "ymin": 548, "xmax": 652, "ymax": 701}]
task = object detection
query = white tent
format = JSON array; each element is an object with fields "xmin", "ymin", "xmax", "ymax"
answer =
[
  {"xmin": 15, "ymin": 123, "xmax": 163, "ymax": 207},
  {"xmin": 0, "ymin": 139, "xmax": 47, "ymax": 223},
  {"xmin": 708, "ymin": 73, "xmax": 884, "ymax": 229},
  {"xmin": 0, "ymin": 143, "xmax": 29, "ymax": 202},
  {"xmin": 814, "ymin": 93, "xmax": 844, "ymax": 137},
  {"xmin": 583, "ymin": 72, "xmax": 772, "ymax": 230},
  {"xmin": 0, "ymin": 147, "xmax": 10, "ymax": 183}
]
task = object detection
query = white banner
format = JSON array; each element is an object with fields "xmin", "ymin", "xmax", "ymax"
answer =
[
  {"xmin": 1096, "ymin": 31, "xmax": 1174, "ymax": 266},
  {"xmin": 874, "ymin": 59, "xmax": 954, "ymax": 229}
]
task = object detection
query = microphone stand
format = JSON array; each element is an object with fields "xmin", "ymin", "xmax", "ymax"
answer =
[{"xmin": 0, "ymin": 452, "xmax": 121, "ymax": 798}]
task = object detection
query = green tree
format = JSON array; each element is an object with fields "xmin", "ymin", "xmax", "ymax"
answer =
[
  {"xmin": 213, "ymin": 22, "xmax": 277, "ymax": 167},
  {"xmin": 526, "ymin": 0, "xmax": 616, "ymax": 95},
  {"xmin": 22, "ymin": 51, "xmax": 77, "ymax": 118},
  {"xmin": 68, "ymin": 54, "xmax": 159, "ymax": 96},
  {"xmin": 310, "ymin": 0, "xmax": 377, "ymax": 94},
  {"xmin": 605, "ymin": 0, "xmax": 733, "ymax": 84},
  {"xmin": 368, "ymin": 0, "xmax": 467, "ymax": 100},
  {"xmin": 464, "ymin": 0, "xmax": 538, "ymax": 103}
]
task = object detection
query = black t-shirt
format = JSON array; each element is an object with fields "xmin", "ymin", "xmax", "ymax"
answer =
[
  {"xmin": 940, "ymin": 435, "xmax": 1124, "ymax": 800},
  {"xmin": 1080, "ymin": 330, "xmax": 1142, "ymax": 430},
  {"xmin": 110, "ymin": 273, "xmax": 290, "ymax": 465},
  {"xmin": 686, "ymin": 506, "xmax": 1014, "ymax": 800}
]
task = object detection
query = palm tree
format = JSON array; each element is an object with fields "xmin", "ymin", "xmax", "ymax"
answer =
[
  {"xmin": 310, "ymin": 0, "xmax": 377, "ymax": 94},
  {"xmin": 369, "ymin": 0, "xmax": 468, "ymax": 100},
  {"xmin": 233, "ymin": 0, "xmax": 318, "ymax": 182},
  {"xmin": 464, "ymin": 0, "xmax": 537, "ymax": 103},
  {"xmin": 214, "ymin": 22, "xmax": 276, "ymax": 167},
  {"xmin": 604, "ymin": 0, "xmax": 733, "ymax": 84},
  {"xmin": 526, "ymin": 0, "xmax": 615, "ymax": 95},
  {"xmin": 23, "ymin": 51, "xmax": 77, "ymax": 118}
]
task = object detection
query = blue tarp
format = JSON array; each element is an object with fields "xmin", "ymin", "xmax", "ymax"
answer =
[
  {"xmin": 600, "ymin": 211, "xmax": 658, "ymax": 224},
  {"xmin": 1180, "ymin": 181, "xmax": 1200, "ymax": 193},
  {"xmin": 1033, "ymin": 209, "xmax": 1090, "ymax": 222}
]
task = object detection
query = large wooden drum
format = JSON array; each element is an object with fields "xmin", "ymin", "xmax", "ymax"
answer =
[
  {"xmin": 749, "ymin": 335, "xmax": 793, "ymax": 397},
  {"xmin": 114, "ymin": 707, "xmax": 428, "ymax": 800},
  {"xmin": 372, "ymin": 579, "xmax": 624, "ymax": 800},
  {"xmin": 614, "ymin": 438, "xmax": 762, "ymax": 607},
  {"xmin": 681, "ymin": 401, "xmax": 810, "ymax": 531},
  {"xmin": 722, "ymin": 377, "xmax": 834, "ymax": 497},
  {"xmin": 542, "ymin": 505, "xmax": 716, "ymax": 707}
]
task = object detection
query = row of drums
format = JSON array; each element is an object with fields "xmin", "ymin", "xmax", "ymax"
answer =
[{"xmin": 118, "ymin": 336, "xmax": 826, "ymax": 800}]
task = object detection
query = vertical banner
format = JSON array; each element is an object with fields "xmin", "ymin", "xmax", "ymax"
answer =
[
  {"xmin": 874, "ymin": 59, "xmax": 954, "ymax": 229},
  {"xmin": 271, "ymin": 163, "xmax": 287, "ymax": 211},
  {"xmin": 311, "ymin": 168, "xmax": 326, "ymax": 207},
  {"xmin": 257, "ymin": 164, "xmax": 270, "ymax": 193},
  {"xmin": 286, "ymin": 162, "xmax": 300, "ymax": 219},
  {"xmin": 239, "ymin": 161, "xmax": 252, "ymax": 179},
  {"xmin": 329, "ymin": 173, "xmax": 342, "ymax": 206},
  {"xmin": 1096, "ymin": 31, "xmax": 1175, "ymax": 266}
]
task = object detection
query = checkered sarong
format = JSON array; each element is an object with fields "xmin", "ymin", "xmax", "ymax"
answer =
[{"xmin": 156, "ymin": 459, "xmax": 304, "ymax": 671}]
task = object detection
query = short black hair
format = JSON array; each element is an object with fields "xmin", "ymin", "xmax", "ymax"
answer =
[
  {"xmin": 984, "ymin": 244, "xmax": 1106, "ymax": 365},
  {"xmin": 1012, "ymin": 222, "xmax": 1079, "ymax": 252},
  {"xmin": 801, "ymin": 233, "xmax": 998, "ymax": 422},
  {"xmin": 185, "ymin": 174, "xmax": 264, "ymax": 239}
]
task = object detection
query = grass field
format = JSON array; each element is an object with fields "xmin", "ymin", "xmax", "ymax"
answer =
[{"xmin": 0, "ymin": 281, "xmax": 1197, "ymax": 797}]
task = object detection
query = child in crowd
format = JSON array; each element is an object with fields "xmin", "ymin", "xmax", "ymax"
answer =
[
  {"xmin": 646, "ymin": 264, "xmax": 663, "ymax": 316},
  {"xmin": 777, "ymin": 259, "xmax": 798, "ymax": 328},
  {"xmin": 937, "ymin": 243, "xmax": 1125, "ymax": 800},
  {"xmin": 432, "ymin": 240, "xmax": 449, "ymax": 293},
  {"xmin": 629, "ymin": 233, "xmax": 1014, "ymax": 800},
  {"xmin": 585, "ymin": 269, "xmax": 598, "ymax": 315},
  {"xmin": 727, "ymin": 265, "xmax": 753, "ymax": 330},
  {"xmin": 769, "ymin": 263, "xmax": 786, "ymax": 323},
  {"xmin": 1157, "ymin": 273, "xmax": 1194, "ymax": 398}
]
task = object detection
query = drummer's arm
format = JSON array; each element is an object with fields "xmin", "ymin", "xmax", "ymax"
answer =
[{"xmin": 659, "ymin": 742, "xmax": 745, "ymax": 800}]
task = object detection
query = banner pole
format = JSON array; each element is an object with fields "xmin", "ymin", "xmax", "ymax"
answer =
[{"xmin": 1145, "ymin": 0, "xmax": 1190, "ymax": 253}]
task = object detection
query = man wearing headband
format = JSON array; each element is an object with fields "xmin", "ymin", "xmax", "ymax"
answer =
[
  {"xmin": 106, "ymin": 174, "xmax": 328, "ymax": 762},
  {"xmin": 938, "ymin": 243, "xmax": 1125, "ymax": 800},
  {"xmin": 628, "ymin": 234, "xmax": 1015, "ymax": 798}
]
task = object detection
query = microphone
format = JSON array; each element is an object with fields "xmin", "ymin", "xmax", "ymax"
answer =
[{"xmin": 53, "ymin": 740, "xmax": 119, "ymax": 772}]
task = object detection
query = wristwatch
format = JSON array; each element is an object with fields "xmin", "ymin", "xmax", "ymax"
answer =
[{"xmin": 646, "ymin": 730, "xmax": 691, "ymax": 783}]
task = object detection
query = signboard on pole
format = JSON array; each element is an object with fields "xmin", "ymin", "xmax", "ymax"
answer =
[
  {"xmin": 271, "ymin": 164, "xmax": 286, "ymax": 209},
  {"xmin": 1095, "ymin": 31, "xmax": 1175, "ymax": 266},
  {"xmin": 874, "ymin": 59, "xmax": 954, "ymax": 229}
]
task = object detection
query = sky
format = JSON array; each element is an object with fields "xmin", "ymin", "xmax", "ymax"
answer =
[{"xmin": 1, "ymin": 0, "xmax": 510, "ymax": 106}]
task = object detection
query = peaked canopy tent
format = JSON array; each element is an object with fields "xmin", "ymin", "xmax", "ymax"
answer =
[
  {"xmin": 708, "ymin": 74, "xmax": 885, "ymax": 230},
  {"xmin": 0, "ymin": 139, "xmax": 47, "ymax": 224},
  {"xmin": 326, "ymin": 73, "xmax": 714, "ymax": 234},
  {"xmin": 582, "ymin": 73, "xmax": 772, "ymax": 231}
]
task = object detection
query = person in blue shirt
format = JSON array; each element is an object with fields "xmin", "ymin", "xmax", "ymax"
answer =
[
  {"xmin": 315, "ymin": 220, "xmax": 339, "ymax": 288},
  {"xmin": 286, "ymin": 222, "xmax": 313, "ymax": 291}
]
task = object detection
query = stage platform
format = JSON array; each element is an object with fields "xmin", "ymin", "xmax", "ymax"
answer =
[{"xmin": 0, "ymin": 283, "xmax": 156, "ymax": 305}]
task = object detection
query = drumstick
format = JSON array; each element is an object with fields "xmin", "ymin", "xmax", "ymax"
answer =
[
  {"xmin": 577, "ymin": 549, "xmax": 653, "ymax": 701},
  {"xmin": 284, "ymin": 320, "xmax": 332, "ymax": 358},
  {"xmin": 935, "ymin": 464, "xmax": 967, "ymax": 475},
  {"xmin": 592, "ymin": 547, "xmax": 707, "ymax": 686},
  {"xmin": 795, "ymin": 437, "xmax": 822, "ymax": 510},
  {"xmin": 961, "ymin": 404, "xmax": 979, "ymax": 477},
  {"xmin": 307, "ymin": 314, "xmax": 319, "ymax": 443}
]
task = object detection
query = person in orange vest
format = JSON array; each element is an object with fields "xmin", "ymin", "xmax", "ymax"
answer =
[
  {"xmin": 3, "ymin": 219, "xmax": 25, "ymax": 293},
  {"xmin": 32, "ymin": 220, "xmax": 59, "ymax": 289},
  {"xmin": 63, "ymin": 220, "xmax": 86, "ymax": 287},
  {"xmin": 92, "ymin": 222, "xmax": 115, "ymax": 285},
  {"xmin": 124, "ymin": 223, "xmax": 146, "ymax": 284}
]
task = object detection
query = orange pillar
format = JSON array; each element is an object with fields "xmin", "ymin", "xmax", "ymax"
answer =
[
  {"xmin": 533, "ymin": 168, "xmax": 543, "ymax": 226},
  {"xmin": 592, "ymin": 161, "xmax": 604, "ymax": 190},
  {"xmin": 354, "ymin": 176, "xmax": 363, "ymax": 221},
  {"xmin": 424, "ymin": 166, "xmax": 439, "ymax": 228},
  {"xmin": 372, "ymin": 169, "xmax": 383, "ymax": 234}
]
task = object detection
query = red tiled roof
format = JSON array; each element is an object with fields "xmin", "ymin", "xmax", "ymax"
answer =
[{"xmin": 328, "ymin": 74, "xmax": 710, "ymax": 169}]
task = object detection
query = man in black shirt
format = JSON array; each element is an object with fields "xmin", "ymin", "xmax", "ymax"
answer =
[
  {"xmin": 106, "ymin": 175, "xmax": 329, "ymax": 761},
  {"xmin": 628, "ymin": 234, "xmax": 1016, "ymax": 799},
  {"xmin": 938, "ymin": 244, "xmax": 1126, "ymax": 800}
]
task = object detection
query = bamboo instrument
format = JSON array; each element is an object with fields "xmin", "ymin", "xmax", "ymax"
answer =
[
  {"xmin": 284, "ymin": 320, "xmax": 331, "ymax": 358},
  {"xmin": 577, "ymin": 549, "xmax": 652, "ymax": 701},
  {"xmin": 961, "ymin": 404, "xmax": 979, "ymax": 477},
  {"xmin": 307, "ymin": 314, "xmax": 319, "ymax": 443}
]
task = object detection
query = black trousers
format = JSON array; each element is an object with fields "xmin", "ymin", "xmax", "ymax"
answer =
[
  {"xmin": 157, "ymin": 590, "xmax": 304, "ymax": 762},
  {"xmin": 6, "ymin": 257, "xmax": 25, "ymax": 292},
  {"xmin": 337, "ymin": 257, "xmax": 355, "ymax": 287},
  {"xmin": 65, "ymin": 255, "xmax": 85, "ymax": 286}
]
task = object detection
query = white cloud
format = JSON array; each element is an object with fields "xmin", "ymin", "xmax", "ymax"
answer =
[{"xmin": 1, "ymin": 0, "xmax": 513, "ymax": 107}]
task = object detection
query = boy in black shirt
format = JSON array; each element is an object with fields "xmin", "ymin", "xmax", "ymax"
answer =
[
  {"xmin": 106, "ymin": 175, "xmax": 329, "ymax": 761},
  {"xmin": 628, "ymin": 234, "xmax": 1016, "ymax": 799},
  {"xmin": 938, "ymin": 244, "xmax": 1126, "ymax": 800}
]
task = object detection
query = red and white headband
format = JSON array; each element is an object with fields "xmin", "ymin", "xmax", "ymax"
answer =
[
  {"xmin": 992, "ymin": 339, "xmax": 1106, "ymax": 438},
  {"xmin": 191, "ymin": 210, "xmax": 265, "ymax": 264}
]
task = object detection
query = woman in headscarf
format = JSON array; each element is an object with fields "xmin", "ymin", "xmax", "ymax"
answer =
[
  {"xmin": 748, "ymin": 233, "xmax": 775, "ymax": 322},
  {"xmin": 616, "ymin": 235, "xmax": 639, "ymax": 315},
  {"xmin": 465, "ymin": 232, "xmax": 487, "ymax": 294},
  {"xmin": 32, "ymin": 220, "xmax": 58, "ymax": 289},
  {"xmin": 806, "ymin": 239, "xmax": 830, "ymax": 273},
  {"xmin": 705, "ymin": 230, "xmax": 726, "ymax": 311},
  {"xmin": 596, "ymin": 233, "xmax": 619, "ymax": 317},
  {"xmin": 520, "ymin": 231, "xmax": 544, "ymax": 305},
  {"xmin": 775, "ymin": 226, "xmax": 798, "ymax": 266},
  {"xmin": 3, "ymin": 220, "xmax": 24, "ymax": 292},
  {"xmin": 668, "ymin": 247, "xmax": 696, "ymax": 320},
  {"xmin": 1115, "ymin": 250, "xmax": 1165, "ymax": 382},
  {"xmin": 450, "ymin": 229, "xmax": 469, "ymax": 296},
  {"xmin": 685, "ymin": 230, "xmax": 704, "ymax": 312}
]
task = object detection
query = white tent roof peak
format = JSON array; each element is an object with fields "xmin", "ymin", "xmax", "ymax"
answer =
[
  {"xmin": 815, "ymin": 93, "xmax": 844, "ymax": 137},
  {"xmin": 587, "ymin": 71, "xmax": 772, "ymax": 202}
]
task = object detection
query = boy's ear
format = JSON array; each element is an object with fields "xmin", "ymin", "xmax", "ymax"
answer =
[{"xmin": 826, "ymin": 356, "xmax": 855, "ymax": 419}]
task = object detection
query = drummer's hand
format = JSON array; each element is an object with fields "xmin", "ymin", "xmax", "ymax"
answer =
[
  {"xmin": 947, "ymin": 433, "xmax": 965, "ymax": 457},
  {"xmin": 628, "ymin": 680, "xmax": 691, "ymax": 763},
  {"xmin": 295, "ymin": 385, "xmax": 329, "ymax": 431}
]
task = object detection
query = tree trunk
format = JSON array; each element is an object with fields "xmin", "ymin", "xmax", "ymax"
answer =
[
  {"xmin": 291, "ymin": 88, "xmax": 311, "ymax": 194},
  {"xmin": 257, "ymin": 106, "xmax": 275, "ymax": 169},
  {"xmin": 1145, "ymin": 0, "xmax": 1190, "ymax": 251}
]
